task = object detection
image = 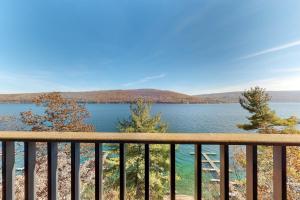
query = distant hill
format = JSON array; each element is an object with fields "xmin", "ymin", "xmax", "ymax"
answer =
[
  {"xmin": 3, "ymin": 89, "xmax": 298, "ymax": 104},
  {"xmin": 196, "ymin": 91, "xmax": 300, "ymax": 103},
  {"xmin": 0, "ymin": 89, "xmax": 214, "ymax": 104}
]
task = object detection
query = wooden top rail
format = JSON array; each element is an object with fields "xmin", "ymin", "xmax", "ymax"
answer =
[{"xmin": 1, "ymin": 131, "xmax": 300, "ymax": 145}]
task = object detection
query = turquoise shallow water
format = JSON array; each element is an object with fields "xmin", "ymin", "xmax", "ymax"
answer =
[{"xmin": 1, "ymin": 103, "xmax": 300, "ymax": 195}]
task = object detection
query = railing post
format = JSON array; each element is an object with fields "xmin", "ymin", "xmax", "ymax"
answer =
[
  {"xmin": 220, "ymin": 145, "xmax": 229, "ymax": 200},
  {"xmin": 71, "ymin": 142, "xmax": 80, "ymax": 200},
  {"xmin": 145, "ymin": 144, "xmax": 150, "ymax": 200},
  {"xmin": 246, "ymin": 145, "xmax": 257, "ymax": 200},
  {"xmin": 95, "ymin": 143, "xmax": 103, "ymax": 200},
  {"xmin": 2, "ymin": 141, "xmax": 15, "ymax": 200},
  {"xmin": 48, "ymin": 142, "xmax": 58, "ymax": 200},
  {"xmin": 120, "ymin": 143, "xmax": 126, "ymax": 200},
  {"xmin": 25, "ymin": 142, "xmax": 36, "ymax": 200},
  {"xmin": 170, "ymin": 144, "xmax": 176, "ymax": 200},
  {"xmin": 195, "ymin": 144, "xmax": 202, "ymax": 200},
  {"xmin": 273, "ymin": 145, "xmax": 287, "ymax": 200}
]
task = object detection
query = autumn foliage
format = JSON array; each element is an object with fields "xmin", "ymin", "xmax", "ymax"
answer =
[
  {"xmin": 20, "ymin": 92, "xmax": 95, "ymax": 199},
  {"xmin": 20, "ymin": 92, "xmax": 94, "ymax": 132}
]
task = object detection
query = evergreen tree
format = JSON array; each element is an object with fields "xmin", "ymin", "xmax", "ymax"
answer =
[
  {"xmin": 105, "ymin": 98, "xmax": 169, "ymax": 200},
  {"xmin": 235, "ymin": 87, "xmax": 300, "ymax": 199},
  {"xmin": 237, "ymin": 86, "xmax": 297, "ymax": 133}
]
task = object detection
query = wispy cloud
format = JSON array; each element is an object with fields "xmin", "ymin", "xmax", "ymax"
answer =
[
  {"xmin": 0, "ymin": 70, "xmax": 75, "ymax": 93},
  {"xmin": 239, "ymin": 39, "xmax": 300, "ymax": 60},
  {"xmin": 195, "ymin": 74, "xmax": 300, "ymax": 95},
  {"xmin": 122, "ymin": 74, "xmax": 166, "ymax": 87},
  {"xmin": 272, "ymin": 67, "xmax": 300, "ymax": 73}
]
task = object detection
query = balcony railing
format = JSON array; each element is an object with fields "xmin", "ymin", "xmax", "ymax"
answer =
[{"xmin": 1, "ymin": 131, "xmax": 300, "ymax": 200}]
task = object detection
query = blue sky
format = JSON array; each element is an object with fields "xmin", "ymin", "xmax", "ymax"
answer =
[{"xmin": 0, "ymin": 0, "xmax": 300, "ymax": 94}]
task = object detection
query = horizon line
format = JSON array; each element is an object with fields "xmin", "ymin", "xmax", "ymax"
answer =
[{"xmin": 0, "ymin": 88, "xmax": 300, "ymax": 96}]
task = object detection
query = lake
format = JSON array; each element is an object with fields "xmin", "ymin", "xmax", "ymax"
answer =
[{"xmin": 1, "ymin": 103, "xmax": 300, "ymax": 195}]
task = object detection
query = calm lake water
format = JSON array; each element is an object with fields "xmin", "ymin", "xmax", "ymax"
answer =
[{"xmin": 1, "ymin": 103, "xmax": 300, "ymax": 195}]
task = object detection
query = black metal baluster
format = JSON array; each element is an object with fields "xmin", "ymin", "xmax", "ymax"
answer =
[
  {"xmin": 25, "ymin": 142, "xmax": 36, "ymax": 200},
  {"xmin": 220, "ymin": 145, "xmax": 229, "ymax": 200},
  {"xmin": 2, "ymin": 141, "xmax": 15, "ymax": 200},
  {"xmin": 145, "ymin": 144, "xmax": 150, "ymax": 200},
  {"xmin": 120, "ymin": 143, "xmax": 126, "ymax": 200},
  {"xmin": 71, "ymin": 142, "xmax": 80, "ymax": 200},
  {"xmin": 246, "ymin": 145, "xmax": 257, "ymax": 200},
  {"xmin": 273, "ymin": 145, "xmax": 287, "ymax": 200},
  {"xmin": 170, "ymin": 144, "xmax": 176, "ymax": 200},
  {"xmin": 48, "ymin": 142, "xmax": 58, "ymax": 200},
  {"xmin": 95, "ymin": 143, "xmax": 103, "ymax": 200},
  {"xmin": 195, "ymin": 144, "xmax": 202, "ymax": 200}
]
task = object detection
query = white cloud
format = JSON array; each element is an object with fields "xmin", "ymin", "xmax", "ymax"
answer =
[
  {"xmin": 239, "ymin": 39, "xmax": 300, "ymax": 60},
  {"xmin": 122, "ymin": 74, "xmax": 166, "ymax": 87},
  {"xmin": 272, "ymin": 67, "xmax": 300, "ymax": 73}
]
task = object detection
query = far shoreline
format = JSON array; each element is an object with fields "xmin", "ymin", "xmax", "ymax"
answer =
[{"xmin": 0, "ymin": 101, "xmax": 300, "ymax": 104}]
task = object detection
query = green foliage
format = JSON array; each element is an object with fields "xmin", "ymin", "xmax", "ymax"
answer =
[
  {"xmin": 235, "ymin": 87, "xmax": 300, "ymax": 198},
  {"xmin": 80, "ymin": 183, "xmax": 95, "ymax": 200},
  {"xmin": 118, "ymin": 98, "xmax": 167, "ymax": 133},
  {"xmin": 104, "ymin": 98, "xmax": 169, "ymax": 200},
  {"xmin": 237, "ymin": 87, "xmax": 297, "ymax": 133}
]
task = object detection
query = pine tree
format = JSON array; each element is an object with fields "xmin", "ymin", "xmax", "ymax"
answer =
[
  {"xmin": 105, "ymin": 98, "xmax": 169, "ymax": 200},
  {"xmin": 237, "ymin": 86, "xmax": 297, "ymax": 133},
  {"xmin": 235, "ymin": 87, "xmax": 300, "ymax": 199}
]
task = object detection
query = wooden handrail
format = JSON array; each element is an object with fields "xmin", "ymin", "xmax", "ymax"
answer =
[
  {"xmin": 1, "ymin": 131, "xmax": 293, "ymax": 200},
  {"xmin": 0, "ymin": 131, "xmax": 300, "ymax": 145}
]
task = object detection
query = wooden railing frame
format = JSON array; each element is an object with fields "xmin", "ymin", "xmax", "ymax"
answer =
[
  {"xmin": 1, "ymin": 131, "xmax": 298, "ymax": 200},
  {"xmin": 1, "ymin": 132, "xmax": 300, "ymax": 145}
]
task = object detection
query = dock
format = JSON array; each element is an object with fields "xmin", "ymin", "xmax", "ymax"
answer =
[{"xmin": 190, "ymin": 151, "xmax": 232, "ymax": 182}]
